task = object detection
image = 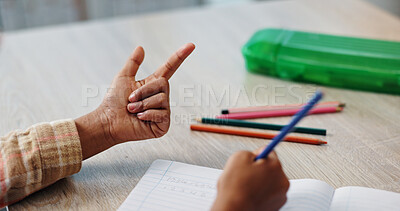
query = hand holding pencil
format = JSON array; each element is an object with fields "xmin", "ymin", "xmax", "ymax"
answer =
[{"xmin": 211, "ymin": 149, "xmax": 289, "ymax": 211}]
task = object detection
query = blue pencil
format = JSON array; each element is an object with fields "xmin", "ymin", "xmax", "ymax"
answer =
[{"xmin": 255, "ymin": 91, "xmax": 324, "ymax": 160}]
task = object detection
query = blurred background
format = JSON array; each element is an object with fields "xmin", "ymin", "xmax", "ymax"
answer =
[{"xmin": 0, "ymin": 0, "xmax": 399, "ymax": 32}]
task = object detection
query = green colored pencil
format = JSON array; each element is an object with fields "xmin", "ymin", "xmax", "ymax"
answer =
[{"xmin": 195, "ymin": 117, "xmax": 326, "ymax": 136}]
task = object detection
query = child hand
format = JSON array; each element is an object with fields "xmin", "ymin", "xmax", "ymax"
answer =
[{"xmin": 212, "ymin": 149, "xmax": 290, "ymax": 211}]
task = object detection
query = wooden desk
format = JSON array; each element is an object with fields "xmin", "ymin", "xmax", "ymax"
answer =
[{"xmin": 1, "ymin": 0, "xmax": 400, "ymax": 210}]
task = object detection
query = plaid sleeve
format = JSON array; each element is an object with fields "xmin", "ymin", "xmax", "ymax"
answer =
[{"xmin": 0, "ymin": 119, "xmax": 82, "ymax": 207}]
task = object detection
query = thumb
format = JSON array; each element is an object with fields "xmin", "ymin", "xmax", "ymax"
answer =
[{"xmin": 120, "ymin": 46, "xmax": 145, "ymax": 77}]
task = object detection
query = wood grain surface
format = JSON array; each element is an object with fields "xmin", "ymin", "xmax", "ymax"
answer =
[{"xmin": 1, "ymin": 0, "xmax": 400, "ymax": 210}]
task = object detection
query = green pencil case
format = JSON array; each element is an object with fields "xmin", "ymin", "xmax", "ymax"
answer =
[{"xmin": 242, "ymin": 28, "xmax": 400, "ymax": 94}]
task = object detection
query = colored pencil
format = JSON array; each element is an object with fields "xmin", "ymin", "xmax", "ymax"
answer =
[
  {"xmin": 255, "ymin": 91, "xmax": 323, "ymax": 160},
  {"xmin": 216, "ymin": 106, "xmax": 342, "ymax": 120},
  {"xmin": 196, "ymin": 117, "xmax": 326, "ymax": 136},
  {"xmin": 190, "ymin": 124, "xmax": 327, "ymax": 145},
  {"xmin": 221, "ymin": 101, "xmax": 345, "ymax": 114}
]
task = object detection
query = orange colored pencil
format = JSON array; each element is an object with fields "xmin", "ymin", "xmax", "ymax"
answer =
[{"xmin": 190, "ymin": 124, "xmax": 327, "ymax": 145}]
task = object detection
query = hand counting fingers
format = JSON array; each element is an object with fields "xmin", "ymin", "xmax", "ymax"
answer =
[{"xmin": 126, "ymin": 43, "xmax": 195, "ymax": 123}]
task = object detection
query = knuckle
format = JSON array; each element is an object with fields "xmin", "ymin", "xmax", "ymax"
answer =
[
  {"xmin": 137, "ymin": 101, "xmax": 144, "ymax": 110},
  {"xmin": 146, "ymin": 85, "xmax": 156, "ymax": 95},
  {"xmin": 164, "ymin": 61, "xmax": 174, "ymax": 71},
  {"xmin": 160, "ymin": 94, "xmax": 169, "ymax": 108},
  {"xmin": 175, "ymin": 51, "xmax": 184, "ymax": 61},
  {"xmin": 131, "ymin": 56, "xmax": 141, "ymax": 66},
  {"xmin": 135, "ymin": 89, "xmax": 143, "ymax": 99},
  {"xmin": 159, "ymin": 93, "xmax": 168, "ymax": 102},
  {"xmin": 142, "ymin": 100, "xmax": 150, "ymax": 109},
  {"xmin": 158, "ymin": 77, "xmax": 169, "ymax": 86}
]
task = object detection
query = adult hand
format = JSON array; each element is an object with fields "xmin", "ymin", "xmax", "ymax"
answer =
[
  {"xmin": 211, "ymin": 149, "xmax": 290, "ymax": 211},
  {"xmin": 101, "ymin": 43, "xmax": 195, "ymax": 143},
  {"xmin": 75, "ymin": 43, "xmax": 195, "ymax": 159}
]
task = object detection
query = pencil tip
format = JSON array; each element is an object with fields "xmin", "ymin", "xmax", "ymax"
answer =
[
  {"xmin": 194, "ymin": 117, "xmax": 201, "ymax": 122},
  {"xmin": 338, "ymin": 103, "xmax": 346, "ymax": 107},
  {"xmin": 221, "ymin": 109, "xmax": 229, "ymax": 114}
]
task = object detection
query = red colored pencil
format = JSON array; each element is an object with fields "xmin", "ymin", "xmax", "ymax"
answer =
[
  {"xmin": 216, "ymin": 106, "xmax": 343, "ymax": 120},
  {"xmin": 190, "ymin": 124, "xmax": 327, "ymax": 145},
  {"xmin": 222, "ymin": 101, "xmax": 345, "ymax": 114}
]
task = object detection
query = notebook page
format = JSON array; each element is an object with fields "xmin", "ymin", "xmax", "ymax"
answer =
[
  {"xmin": 330, "ymin": 186, "xmax": 400, "ymax": 211},
  {"xmin": 118, "ymin": 160, "xmax": 222, "ymax": 211},
  {"xmin": 281, "ymin": 179, "xmax": 335, "ymax": 211}
]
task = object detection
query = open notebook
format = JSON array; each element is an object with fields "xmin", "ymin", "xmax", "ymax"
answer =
[{"xmin": 118, "ymin": 160, "xmax": 400, "ymax": 211}]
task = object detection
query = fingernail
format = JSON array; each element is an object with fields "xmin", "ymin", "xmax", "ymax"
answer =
[
  {"xmin": 129, "ymin": 93, "xmax": 136, "ymax": 102},
  {"xmin": 137, "ymin": 112, "xmax": 144, "ymax": 118},
  {"xmin": 128, "ymin": 104, "xmax": 135, "ymax": 111}
]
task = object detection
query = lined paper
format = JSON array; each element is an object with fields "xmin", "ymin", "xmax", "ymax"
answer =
[
  {"xmin": 119, "ymin": 160, "xmax": 400, "ymax": 211},
  {"xmin": 281, "ymin": 179, "xmax": 335, "ymax": 211},
  {"xmin": 330, "ymin": 186, "xmax": 400, "ymax": 211},
  {"xmin": 118, "ymin": 160, "xmax": 222, "ymax": 211}
]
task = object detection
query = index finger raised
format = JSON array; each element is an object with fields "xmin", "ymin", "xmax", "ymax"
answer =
[{"xmin": 153, "ymin": 43, "xmax": 195, "ymax": 80}]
